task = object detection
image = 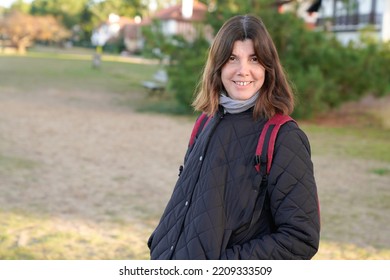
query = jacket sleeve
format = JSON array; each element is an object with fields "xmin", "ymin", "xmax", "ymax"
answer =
[{"xmin": 221, "ymin": 124, "xmax": 320, "ymax": 260}]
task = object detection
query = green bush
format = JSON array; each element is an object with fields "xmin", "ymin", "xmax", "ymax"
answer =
[
  {"xmin": 263, "ymin": 11, "xmax": 390, "ymax": 118},
  {"xmin": 292, "ymin": 65, "xmax": 337, "ymax": 119},
  {"xmin": 167, "ymin": 36, "xmax": 209, "ymax": 112}
]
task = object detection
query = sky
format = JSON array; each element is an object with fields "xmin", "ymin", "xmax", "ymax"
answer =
[
  {"xmin": 0, "ymin": 0, "xmax": 107, "ymax": 8},
  {"xmin": 0, "ymin": 0, "xmax": 33, "ymax": 8}
]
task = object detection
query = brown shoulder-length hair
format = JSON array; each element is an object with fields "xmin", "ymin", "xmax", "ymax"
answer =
[{"xmin": 192, "ymin": 14, "xmax": 294, "ymax": 119}]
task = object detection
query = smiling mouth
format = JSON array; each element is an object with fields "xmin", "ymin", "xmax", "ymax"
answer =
[{"xmin": 234, "ymin": 81, "xmax": 252, "ymax": 86}]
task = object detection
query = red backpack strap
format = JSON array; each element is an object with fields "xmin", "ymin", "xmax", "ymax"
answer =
[
  {"xmin": 255, "ymin": 114, "xmax": 296, "ymax": 174},
  {"xmin": 188, "ymin": 113, "xmax": 212, "ymax": 147}
]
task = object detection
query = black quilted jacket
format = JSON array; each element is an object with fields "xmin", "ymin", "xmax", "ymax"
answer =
[{"xmin": 148, "ymin": 108, "xmax": 320, "ymax": 259}]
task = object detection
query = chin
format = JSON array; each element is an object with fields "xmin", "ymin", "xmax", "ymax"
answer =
[{"xmin": 236, "ymin": 93, "xmax": 257, "ymax": 101}]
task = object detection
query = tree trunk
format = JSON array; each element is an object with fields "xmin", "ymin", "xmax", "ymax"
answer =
[{"xmin": 16, "ymin": 43, "xmax": 27, "ymax": 54}]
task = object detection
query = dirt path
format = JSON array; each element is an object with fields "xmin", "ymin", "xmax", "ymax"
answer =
[
  {"xmin": 0, "ymin": 88, "xmax": 389, "ymax": 259},
  {"xmin": 0, "ymin": 88, "xmax": 193, "ymax": 223}
]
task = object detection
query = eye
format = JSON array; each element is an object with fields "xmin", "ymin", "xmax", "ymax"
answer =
[
  {"xmin": 229, "ymin": 55, "xmax": 237, "ymax": 61},
  {"xmin": 250, "ymin": 56, "xmax": 259, "ymax": 63}
]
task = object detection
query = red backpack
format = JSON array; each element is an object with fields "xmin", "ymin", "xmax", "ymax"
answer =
[{"xmin": 188, "ymin": 113, "xmax": 296, "ymax": 177}]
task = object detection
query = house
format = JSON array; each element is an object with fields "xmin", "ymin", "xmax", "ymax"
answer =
[
  {"xmin": 122, "ymin": 16, "xmax": 150, "ymax": 53},
  {"xmin": 91, "ymin": 13, "xmax": 133, "ymax": 47},
  {"xmin": 314, "ymin": 0, "xmax": 390, "ymax": 44},
  {"xmin": 276, "ymin": 0, "xmax": 389, "ymax": 44},
  {"xmin": 122, "ymin": 0, "xmax": 210, "ymax": 53},
  {"xmin": 151, "ymin": 0, "xmax": 209, "ymax": 42}
]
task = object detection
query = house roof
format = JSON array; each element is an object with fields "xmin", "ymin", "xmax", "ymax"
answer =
[{"xmin": 154, "ymin": 1, "xmax": 207, "ymax": 22}]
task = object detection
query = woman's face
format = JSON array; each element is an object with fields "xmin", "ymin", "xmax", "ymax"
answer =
[{"xmin": 221, "ymin": 39, "xmax": 265, "ymax": 101}]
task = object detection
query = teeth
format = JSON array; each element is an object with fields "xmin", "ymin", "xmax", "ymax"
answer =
[{"xmin": 235, "ymin": 81, "xmax": 251, "ymax": 86}]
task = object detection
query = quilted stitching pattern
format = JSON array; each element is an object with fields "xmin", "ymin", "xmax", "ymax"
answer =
[{"xmin": 149, "ymin": 111, "xmax": 320, "ymax": 260}]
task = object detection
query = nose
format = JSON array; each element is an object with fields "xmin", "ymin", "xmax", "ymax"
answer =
[{"xmin": 237, "ymin": 61, "xmax": 250, "ymax": 76}]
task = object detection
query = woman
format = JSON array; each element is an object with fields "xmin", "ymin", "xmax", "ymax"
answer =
[{"xmin": 148, "ymin": 14, "xmax": 320, "ymax": 260}]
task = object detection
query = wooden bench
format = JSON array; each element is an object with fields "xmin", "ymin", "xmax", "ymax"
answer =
[{"xmin": 142, "ymin": 69, "xmax": 168, "ymax": 96}]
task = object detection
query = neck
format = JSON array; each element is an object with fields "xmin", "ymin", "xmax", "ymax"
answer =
[{"xmin": 219, "ymin": 92, "xmax": 258, "ymax": 114}]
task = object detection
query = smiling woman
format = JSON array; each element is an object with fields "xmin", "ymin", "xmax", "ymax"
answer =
[{"xmin": 147, "ymin": 14, "xmax": 321, "ymax": 260}]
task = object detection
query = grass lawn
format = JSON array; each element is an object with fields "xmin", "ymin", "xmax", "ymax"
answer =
[
  {"xmin": 305, "ymin": 124, "xmax": 390, "ymax": 163},
  {"xmin": 0, "ymin": 49, "xmax": 389, "ymax": 260},
  {"xmin": 0, "ymin": 48, "xmax": 159, "ymax": 96}
]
